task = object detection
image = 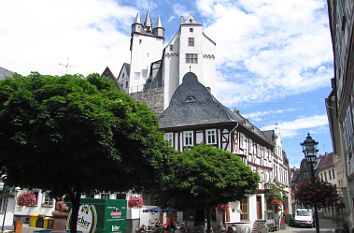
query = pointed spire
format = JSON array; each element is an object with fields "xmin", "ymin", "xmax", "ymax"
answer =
[
  {"xmin": 134, "ymin": 12, "xmax": 142, "ymax": 25},
  {"xmin": 144, "ymin": 10, "xmax": 152, "ymax": 28},
  {"xmin": 155, "ymin": 15, "xmax": 163, "ymax": 28}
]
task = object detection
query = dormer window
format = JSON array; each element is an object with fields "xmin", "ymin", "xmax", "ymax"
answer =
[{"xmin": 185, "ymin": 95, "xmax": 196, "ymax": 103}]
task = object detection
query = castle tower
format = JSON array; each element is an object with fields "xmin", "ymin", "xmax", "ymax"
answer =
[
  {"xmin": 128, "ymin": 11, "xmax": 164, "ymax": 93},
  {"xmin": 144, "ymin": 10, "xmax": 152, "ymax": 33},
  {"xmin": 131, "ymin": 12, "xmax": 142, "ymax": 34},
  {"xmin": 162, "ymin": 13, "xmax": 216, "ymax": 108},
  {"xmin": 153, "ymin": 15, "xmax": 165, "ymax": 38}
]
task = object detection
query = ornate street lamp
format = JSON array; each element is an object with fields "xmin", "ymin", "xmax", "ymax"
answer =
[{"xmin": 301, "ymin": 132, "xmax": 320, "ymax": 233}]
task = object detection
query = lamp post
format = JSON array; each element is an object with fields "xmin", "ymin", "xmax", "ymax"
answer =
[{"xmin": 301, "ymin": 132, "xmax": 320, "ymax": 233}]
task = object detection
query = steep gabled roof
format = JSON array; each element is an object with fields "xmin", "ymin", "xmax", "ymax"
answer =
[
  {"xmin": 317, "ymin": 152, "xmax": 335, "ymax": 171},
  {"xmin": 0, "ymin": 66, "xmax": 13, "ymax": 79},
  {"xmin": 159, "ymin": 72, "xmax": 272, "ymax": 146},
  {"xmin": 159, "ymin": 72, "xmax": 241, "ymax": 129},
  {"xmin": 117, "ymin": 63, "xmax": 130, "ymax": 81}
]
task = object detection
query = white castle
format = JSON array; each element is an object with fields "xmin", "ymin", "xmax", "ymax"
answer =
[{"xmin": 117, "ymin": 11, "xmax": 216, "ymax": 110}]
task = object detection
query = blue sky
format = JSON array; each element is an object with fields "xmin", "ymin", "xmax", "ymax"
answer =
[{"xmin": 0, "ymin": 0, "xmax": 333, "ymax": 167}]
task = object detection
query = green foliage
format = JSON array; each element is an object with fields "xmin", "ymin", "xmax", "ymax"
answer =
[
  {"xmin": 0, "ymin": 72, "xmax": 170, "ymax": 232},
  {"xmin": 332, "ymin": 211, "xmax": 348, "ymax": 228},
  {"xmin": 294, "ymin": 178, "xmax": 339, "ymax": 208},
  {"xmin": 265, "ymin": 182, "xmax": 284, "ymax": 208},
  {"xmin": 157, "ymin": 144, "xmax": 259, "ymax": 210}
]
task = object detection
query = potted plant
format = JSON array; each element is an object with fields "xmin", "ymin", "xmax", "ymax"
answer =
[
  {"xmin": 128, "ymin": 196, "xmax": 144, "ymax": 208},
  {"xmin": 17, "ymin": 191, "xmax": 37, "ymax": 207}
]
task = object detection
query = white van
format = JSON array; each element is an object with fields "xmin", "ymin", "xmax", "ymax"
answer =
[{"xmin": 294, "ymin": 209, "xmax": 314, "ymax": 227}]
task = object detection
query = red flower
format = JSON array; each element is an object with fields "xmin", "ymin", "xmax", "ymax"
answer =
[
  {"xmin": 17, "ymin": 191, "xmax": 37, "ymax": 207},
  {"xmin": 128, "ymin": 196, "xmax": 144, "ymax": 208},
  {"xmin": 216, "ymin": 203, "xmax": 229, "ymax": 211}
]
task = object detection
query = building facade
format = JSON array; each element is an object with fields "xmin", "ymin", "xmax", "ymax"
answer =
[
  {"xmin": 326, "ymin": 0, "xmax": 354, "ymax": 229},
  {"xmin": 159, "ymin": 72, "xmax": 274, "ymax": 226},
  {"xmin": 263, "ymin": 129, "xmax": 291, "ymax": 214},
  {"xmin": 117, "ymin": 11, "xmax": 216, "ymax": 113}
]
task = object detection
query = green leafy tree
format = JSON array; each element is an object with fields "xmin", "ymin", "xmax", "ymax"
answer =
[
  {"xmin": 265, "ymin": 182, "xmax": 284, "ymax": 210},
  {"xmin": 0, "ymin": 72, "xmax": 169, "ymax": 233},
  {"xmin": 157, "ymin": 144, "xmax": 259, "ymax": 231},
  {"xmin": 294, "ymin": 178, "xmax": 339, "ymax": 208}
]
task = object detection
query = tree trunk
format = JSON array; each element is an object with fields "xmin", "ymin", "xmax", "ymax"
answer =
[
  {"xmin": 1, "ymin": 198, "xmax": 8, "ymax": 232},
  {"xmin": 206, "ymin": 207, "xmax": 211, "ymax": 233},
  {"xmin": 68, "ymin": 189, "xmax": 81, "ymax": 233}
]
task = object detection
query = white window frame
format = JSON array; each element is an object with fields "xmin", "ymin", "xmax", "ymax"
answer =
[
  {"xmin": 186, "ymin": 53, "xmax": 198, "ymax": 64},
  {"xmin": 183, "ymin": 131, "xmax": 194, "ymax": 147},
  {"xmin": 41, "ymin": 191, "xmax": 53, "ymax": 207},
  {"xmin": 164, "ymin": 133, "xmax": 173, "ymax": 147},
  {"xmin": 101, "ymin": 192, "xmax": 110, "ymax": 200},
  {"xmin": 206, "ymin": 129, "xmax": 217, "ymax": 145},
  {"xmin": 188, "ymin": 37, "xmax": 195, "ymax": 46}
]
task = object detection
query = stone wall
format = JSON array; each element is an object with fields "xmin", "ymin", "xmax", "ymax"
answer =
[{"xmin": 130, "ymin": 88, "xmax": 164, "ymax": 116}]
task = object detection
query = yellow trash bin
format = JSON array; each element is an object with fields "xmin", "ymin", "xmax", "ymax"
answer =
[
  {"xmin": 30, "ymin": 214, "xmax": 39, "ymax": 227},
  {"xmin": 43, "ymin": 217, "xmax": 50, "ymax": 229}
]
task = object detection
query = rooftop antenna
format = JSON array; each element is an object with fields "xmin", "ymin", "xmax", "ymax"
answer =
[{"xmin": 59, "ymin": 57, "xmax": 73, "ymax": 74}]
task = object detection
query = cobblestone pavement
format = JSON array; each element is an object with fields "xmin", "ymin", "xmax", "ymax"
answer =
[{"xmin": 278, "ymin": 217, "xmax": 337, "ymax": 233}]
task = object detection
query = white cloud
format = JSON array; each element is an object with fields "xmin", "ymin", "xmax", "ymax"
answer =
[
  {"xmin": 135, "ymin": 0, "xmax": 157, "ymax": 11},
  {"xmin": 242, "ymin": 108, "xmax": 295, "ymax": 122},
  {"xmin": 261, "ymin": 114, "xmax": 329, "ymax": 138},
  {"xmin": 0, "ymin": 0, "xmax": 137, "ymax": 76},
  {"xmin": 172, "ymin": 3, "xmax": 191, "ymax": 19},
  {"xmin": 195, "ymin": 0, "xmax": 333, "ymax": 105}
]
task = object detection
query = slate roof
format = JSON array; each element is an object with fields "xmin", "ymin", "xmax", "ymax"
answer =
[
  {"xmin": 263, "ymin": 130, "xmax": 275, "ymax": 144},
  {"xmin": 159, "ymin": 72, "xmax": 241, "ymax": 128},
  {"xmin": 317, "ymin": 152, "xmax": 335, "ymax": 171},
  {"xmin": 0, "ymin": 66, "xmax": 13, "ymax": 80}
]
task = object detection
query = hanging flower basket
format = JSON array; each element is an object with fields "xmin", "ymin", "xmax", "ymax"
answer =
[
  {"xmin": 271, "ymin": 199, "xmax": 283, "ymax": 206},
  {"xmin": 216, "ymin": 203, "xmax": 229, "ymax": 212},
  {"xmin": 128, "ymin": 196, "xmax": 144, "ymax": 208},
  {"xmin": 17, "ymin": 191, "xmax": 37, "ymax": 207}
]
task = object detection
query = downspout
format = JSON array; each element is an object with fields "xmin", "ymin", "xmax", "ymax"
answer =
[{"xmin": 225, "ymin": 122, "xmax": 239, "ymax": 151}]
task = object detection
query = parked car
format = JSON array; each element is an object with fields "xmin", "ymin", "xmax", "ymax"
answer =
[{"xmin": 293, "ymin": 209, "xmax": 314, "ymax": 227}]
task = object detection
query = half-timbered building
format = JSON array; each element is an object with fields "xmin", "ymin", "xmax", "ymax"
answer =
[{"xmin": 159, "ymin": 72, "xmax": 273, "ymax": 225}]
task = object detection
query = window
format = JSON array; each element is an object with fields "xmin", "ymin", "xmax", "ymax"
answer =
[
  {"xmin": 42, "ymin": 192, "xmax": 53, "ymax": 206},
  {"xmin": 332, "ymin": 169, "xmax": 335, "ymax": 179},
  {"xmin": 188, "ymin": 37, "xmax": 194, "ymax": 46},
  {"xmin": 169, "ymin": 45, "xmax": 173, "ymax": 51},
  {"xmin": 101, "ymin": 192, "xmax": 110, "ymax": 200},
  {"xmin": 320, "ymin": 173, "xmax": 323, "ymax": 180},
  {"xmin": 134, "ymin": 72, "xmax": 140, "ymax": 79},
  {"xmin": 116, "ymin": 193, "xmax": 126, "ymax": 199},
  {"xmin": 139, "ymin": 39, "xmax": 142, "ymax": 44},
  {"xmin": 329, "ymin": 170, "xmax": 332, "ymax": 180},
  {"xmin": 164, "ymin": 133, "xmax": 173, "ymax": 146},
  {"xmin": 324, "ymin": 172, "xmax": 327, "ymax": 181},
  {"xmin": 183, "ymin": 131, "xmax": 193, "ymax": 147},
  {"xmin": 186, "ymin": 53, "xmax": 198, "ymax": 64},
  {"xmin": 240, "ymin": 198, "xmax": 248, "ymax": 220},
  {"xmin": 206, "ymin": 129, "xmax": 216, "ymax": 145},
  {"xmin": 0, "ymin": 192, "xmax": 4, "ymax": 212},
  {"xmin": 142, "ymin": 69, "xmax": 148, "ymax": 78},
  {"xmin": 189, "ymin": 28, "xmax": 193, "ymax": 32}
]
